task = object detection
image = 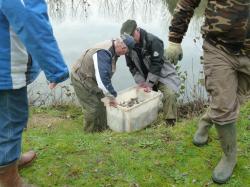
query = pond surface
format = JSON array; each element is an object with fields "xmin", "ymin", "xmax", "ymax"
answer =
[{"xmin": 29, "ymin": 0, "xmax": 206, "ymax": 104}]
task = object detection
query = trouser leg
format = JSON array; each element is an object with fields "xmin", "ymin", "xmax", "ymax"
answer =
[
  {"xmin": 0, "ymin": 87, "xmax": 29, "ymax": 187},
  {"xmin": 0, "ymin": 87, "xmax": 28, "ymax": 166},
  {"xmin": 201, "ymin": 41, "xmax": 242, "ymax": 183},
  {"xmin": 71, "ymin": 76, "xmax": 107, "ymax": 132},
  {"xmin": 158, "ymin": 83, "xmax": 177, "ymax": 126}
]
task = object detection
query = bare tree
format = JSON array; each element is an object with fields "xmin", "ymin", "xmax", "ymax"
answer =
[
  {"xmin": 70, "ymin": 0, "xmax": 90, "ymax": 20},
  {"xmin": 99, "ymin": 0, "xmax": 115, "ymax": 17},
  {"xmin": 47, "ymin": 0, "xmax": 66, "ymax": 22},
  {"xmin": 46, "ymin": 0, "xmax": 90, "ymax": 21},
  {"xmin": 46, "ymin": 0, "xmax": 205, "ymax": 23}
]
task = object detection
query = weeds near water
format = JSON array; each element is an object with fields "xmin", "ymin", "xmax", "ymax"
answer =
[{"xmin": 28, "ymin": 83, "xmax": 77, "ymax": 107}]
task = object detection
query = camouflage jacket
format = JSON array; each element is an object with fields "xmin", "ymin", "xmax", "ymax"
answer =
[{"xmin": 169, "ymin": 0, "xmax": 250, "ymax": 56}]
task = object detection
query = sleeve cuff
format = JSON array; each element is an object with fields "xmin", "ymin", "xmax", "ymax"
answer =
[
  {"xmin": 169, "ymin": 36, "xmax": 182, "ymax": 44},
  {"xmin": 146, "ymin": 72, "xmax": 159, "ymax": 86}
]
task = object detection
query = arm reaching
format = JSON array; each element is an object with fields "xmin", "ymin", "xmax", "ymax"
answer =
[
  {"xmin": 93, "ymin": 50, "xmax": 117, "ymax": 97},
  {"xmin": 0, "ymin": 0, "xmax": 69, "ymax": 84},
  {"xmin": 165, "ymin": 0, "xmax": 201, "ymax": 65},
  {"xmin": 164, "ymin": 42, "xmax": 183, "ymax": 65}
]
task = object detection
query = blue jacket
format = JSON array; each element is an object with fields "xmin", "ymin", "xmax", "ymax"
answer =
[
  {"xmin": 94, "ymin": 50, "xmax": 117, "ymax": 97},
  {"xmin": 0, "ymin": 0, "xmax": 69, "ymax": 90},
  {"xmin": 71, "ymin": 40, "xmax": 118, "ymax": 97}
]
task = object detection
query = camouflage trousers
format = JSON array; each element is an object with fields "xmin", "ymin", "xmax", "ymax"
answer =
[
  {"xmin": 157, "ymin": 82, "xmax": 177, "ymax": 120},
  {"xmin": 71, "ymin": 74, "xmax": 108, "ymax": 132},
  {"xmin": 203, "ymin": 41, "xmax": 250, "ymax": 125}
]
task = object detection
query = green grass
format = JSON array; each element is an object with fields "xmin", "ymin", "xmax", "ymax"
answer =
[{"xmin": 21, "ymin": 103, "xmax": 250, "ymax": 187}]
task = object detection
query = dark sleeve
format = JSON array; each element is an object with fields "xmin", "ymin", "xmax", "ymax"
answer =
[
  {"xmin": 148, "ymin": 35, "xmax": 164, "ymax": 76},
  {"xmin": 95, "ymin": 50, "xmax": 117, "ymax": 97},
  {"xmin": 125, "ymin": 54, "xmax": 145, "ymax": 84},
  {"xmin": 169, "ymin": 0, "xmax": 201, "ymax": 43},
  {"xmin": 125, "ymin": 55, "xmax": 137, "ymax": 76}
]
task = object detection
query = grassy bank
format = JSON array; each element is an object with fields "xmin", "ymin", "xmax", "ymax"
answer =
[{"xmin": 21, "ymin": 103, "xmax": 250, "ymax": 186}]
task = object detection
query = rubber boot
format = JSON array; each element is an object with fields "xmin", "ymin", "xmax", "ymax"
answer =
[
  {"xmin": 193, "ymin": 118, "xmax": 213, "ymax": 146},
  {"xmin": 18, "ymin": 151, "xmax": 37, "ymax": 170},
  {"xmin": 0, "ymin": 161, "xmax": 22, "ymax": 187},
  {"xmin": 212, "ymin": 123, "xmax": 237, "ymax": 184}
]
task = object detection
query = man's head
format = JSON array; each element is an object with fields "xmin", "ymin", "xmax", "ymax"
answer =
[
  {"xmin": 114, "ymin": 34, "xmax": 135, "ymax": 56},
  {"xmin": 120, "ymin": 19, "xmax": 140, "ymax": 43}
]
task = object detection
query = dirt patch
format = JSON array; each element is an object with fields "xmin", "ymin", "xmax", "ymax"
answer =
[{"xmin": 28, "ymin": 114, "xmax": 64, "ymax": 128}]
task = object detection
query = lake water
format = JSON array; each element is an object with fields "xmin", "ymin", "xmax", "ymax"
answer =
[{"xmin": 29, "ymin": 0, "xmax": 206, "ymax": 105}]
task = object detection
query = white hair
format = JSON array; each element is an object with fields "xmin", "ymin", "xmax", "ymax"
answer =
[{"xmin": 114, "ymin": 38, "xmax": 127, "ymax": 49}]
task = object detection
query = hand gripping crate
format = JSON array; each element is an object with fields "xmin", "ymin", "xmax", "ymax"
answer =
[{"xmin": 103, "ymin": 86, "xmax": 162, "ymax": 132}]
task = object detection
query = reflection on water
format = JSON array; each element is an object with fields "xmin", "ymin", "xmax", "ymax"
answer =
[
  {"xmin": 46, "ymin": 0, "xmax": 206, "ymax": 22},
  {"xmin": 46, "ymin": 0, "xmax": 90, "ymax": 22},
  {"xmin": 163, "ymin": 0, "xmax": 207, "ymax": 17},
  {"xmin": 29, "ymin": 0, "xmax": 207, "ymax": 104},
  {"xmin": 98, "ymin": 0, "xmax": 165, "ymax": 23}
]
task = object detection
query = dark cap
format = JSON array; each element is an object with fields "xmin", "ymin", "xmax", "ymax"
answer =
[
  {"xmin": 121, "ymin": 33, "xmax": 135, "ymax": 50},
  {"xmin": 120, "ymin": 19, "xmax": 137, "ymax": 35}
]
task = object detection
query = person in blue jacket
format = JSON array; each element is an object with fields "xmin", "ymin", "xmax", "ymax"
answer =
[
  {"xmin": 71, "ymin": 34, "xmax": 135, "ymax": 132},
  {"xmin": 0, "ymin": 0, "xmax": 69, "ymax": 186}
]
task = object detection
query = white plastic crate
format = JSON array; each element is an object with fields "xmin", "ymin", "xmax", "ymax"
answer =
[{"xmin": 103, "ymin": 86, "xmax": 162, "ymax": 132}]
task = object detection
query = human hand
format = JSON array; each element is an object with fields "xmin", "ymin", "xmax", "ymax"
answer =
[
  {"xmin": 138, "ymin": 82, "xmax": 152, "ymax": 93},
  {"xmin": 164, "ymin": 41, "xmax": 183, "ymax": 65},
  {"xmin": 109, "ymin": 98, "xmax": 118, "ymax": 108},
  {"xmin": 143, "ymin": 86, "xmax": 152, "ymax": 93},
  {"xmin": 49, "ymin": 83, "xmax": 57, "ymax": 89}
]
